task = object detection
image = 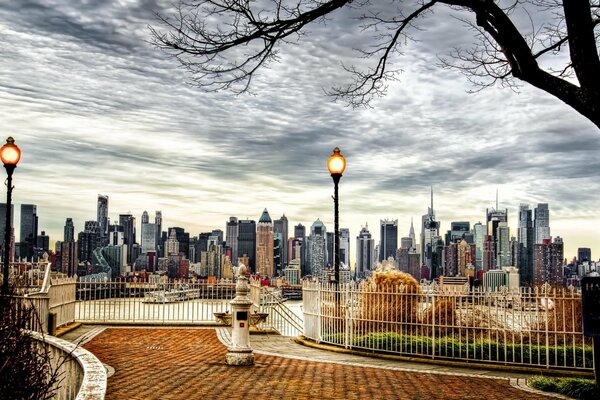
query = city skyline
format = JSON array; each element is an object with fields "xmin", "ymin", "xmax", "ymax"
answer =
[
  {"xmin": 7, "ymin": 193, "xmax": 596, "ymax": 265},
  {"xmin": 1, "ymin": 2, "xmax": 598, "ymax": 265}
]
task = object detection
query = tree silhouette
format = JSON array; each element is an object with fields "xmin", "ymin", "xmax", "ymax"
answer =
[{"xmin": 150, "ymin": 0, "xmax": 600, "ymax": 129}]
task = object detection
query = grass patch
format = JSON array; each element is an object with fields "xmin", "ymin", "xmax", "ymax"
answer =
[{"xmin": 529, "ymin": 376, "xmax": 600, "ymax": 400}]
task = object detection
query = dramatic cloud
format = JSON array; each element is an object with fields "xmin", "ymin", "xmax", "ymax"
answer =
[{"xmin": 0, "ymin": 0, "xmax": 598, "ymax": 262}]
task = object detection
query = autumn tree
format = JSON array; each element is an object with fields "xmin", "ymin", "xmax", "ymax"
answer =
[{"xmin": 150, "ymin": 0, "xmax": 600, "ymax": 129}]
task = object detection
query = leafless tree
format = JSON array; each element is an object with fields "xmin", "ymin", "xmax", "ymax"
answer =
[{"xmin": 150, "ymin": 0, "xmax": 600, "ymax": 129}]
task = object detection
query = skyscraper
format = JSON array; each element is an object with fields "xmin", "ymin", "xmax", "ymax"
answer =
[
  {"xmin": 169, "ymin": 227, "xmax": 190, "ymax": 259},
  {"xmin": 340, "ymin": 228, "xmax": 350, "ymax": 267},
  {"xmin": 226, "ymin": 217, "xmax": 239, "ymax": 265},
  {"xmin": 256, "ymin": 209, "xmax": 274, "ymax": 278},
  {"xmin": 518, "ymin": 204, "xmax": 534, "ymax": 286},
  {"xmin": 273, "ymin": 214, "xmax": 289, "ymax": 268},
  {"xmin": 533, "ymin": 237, "xmax": 563, "ymax": 286},
  {"xmin": 237, "ymin": 219, "xmax": 256, "ymax": 272},
  {"xmin": 379, "ymin": 219, "xmax": 398, "ymax": 262},
  {"xmin": 119, "ymin": 213, "xmax": 136, "ymax": 264},
  {"xmin": 141, "ymin": 211, "xmax": 156, "ymax": 254},
  {"xmin": 421, "ymin": 188, "xmax": 440, "ymax": 273},
  {"xmin": 20, "ymin": 204, "xmax": 37, "ymax": 259},
  {"xmin": 486, "ymin": 200, "xmax": 508, "ymax": 269},
  {"xmin": 534, "ymin": 203, "xmax": 550, "ymax": 244},
  {"xmin": 578, "ymin": 248, "xmax": 591, "ymax": 263},
  {"xmin": 356, "ymin": 224, "xmax": 374, "ymax": 280},
  {"xmin": 0, "ymin": 203, "xmax": 14, "ymax": 259},
  {"xmin": 408, "ymin": 218, "xmax": 416, "ymax": 251},
  {"xmin": 155, "ymin": 211, "xmax": 163, "ymax": 256},
  {"xmin": 97, "ymin": 194, "xmax": 109, "ymax": 238},
  {"xmin": 294, "ymin": 223, "xmax": 306, "ymax": 275},
  {"xmin": 473, "ymin": 222, "xmax": 485, "ymax": 269},
  {"xmin": 64, "ymin": 217, "xmax": 75, "ymax": 242},
  {"xmin": 307, "ymin": 219, "xmax": 326, "ymax": 278},
  {"xmin": 496, "ymin": 222, "xmax": 511, "ymax": 267}
]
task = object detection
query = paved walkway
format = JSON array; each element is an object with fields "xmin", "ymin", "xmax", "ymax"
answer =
[{"xmin": 68, "ymin": 326, "xmax": 567, "ymax": 399}]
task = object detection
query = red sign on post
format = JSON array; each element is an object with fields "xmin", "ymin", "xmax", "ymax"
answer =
[{"xmin": 240, "ymin": 322, "xmax": 244, "ymax": 328}]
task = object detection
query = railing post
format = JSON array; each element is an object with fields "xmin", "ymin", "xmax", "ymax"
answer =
[{"xmin": 431, "ymin": 292, "xmax": 436, "ymax": 360}]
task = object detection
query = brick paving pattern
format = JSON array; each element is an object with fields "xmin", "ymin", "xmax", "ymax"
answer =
[{"xmin": 84, "ymin": 328, "xmax": 550, "ymax": 400}]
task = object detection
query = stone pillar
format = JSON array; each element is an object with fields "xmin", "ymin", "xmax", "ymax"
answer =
[{"xmin": 226, "ymin": 264, "xmax": 254, "ymax": 366}]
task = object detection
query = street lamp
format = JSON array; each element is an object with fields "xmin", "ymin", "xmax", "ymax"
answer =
[
  {"xmin": 327, "ymin": 147, "xmax": 346, "ymax": 284},
  {"xmin": 1, "ymin": 137, "xmax": 20, "ymax": 293}
]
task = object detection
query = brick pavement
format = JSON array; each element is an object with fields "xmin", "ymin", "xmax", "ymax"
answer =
[{"xmin": 83, "ymin": 327, "xmax": 555, "ymax": 400}]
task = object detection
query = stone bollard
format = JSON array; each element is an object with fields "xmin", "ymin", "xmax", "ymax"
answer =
[{"xmin": 226, "ymin": 264, "xmax": 254, "ymax": 366}]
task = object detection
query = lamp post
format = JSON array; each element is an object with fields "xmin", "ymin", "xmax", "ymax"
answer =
[
  {"xmin": 1, "ymin": 137, "xmax": 20, "ymax": 293},
  {"xmin": 327, "ymin": 147, "xmax": 346, "ymax": 284}
]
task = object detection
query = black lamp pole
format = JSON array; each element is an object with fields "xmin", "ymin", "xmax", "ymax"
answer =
[
  {"xmin": 2, "ymin": 163, "xmax": 15, "ymax": 293},
  {"xmin": 331, "ymin": 173, "xmax": 341, "ymax": 284}
]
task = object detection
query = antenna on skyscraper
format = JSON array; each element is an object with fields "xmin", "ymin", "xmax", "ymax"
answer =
[
  {"xmin": 496, "ymin": 188, "xmax": 499, "ymax": 210},
  {"xmin": 430, "ymin": 186, "xmax": 433, "ymax": 211}
]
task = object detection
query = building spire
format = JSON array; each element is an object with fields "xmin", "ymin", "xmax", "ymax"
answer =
[
  {"xmin": 496, "ymin": 188, "xmax": 499, "ymax": 210},
  {"xmin": 430, "ymin": 186, "xmax": 434, "ymax": 212}
]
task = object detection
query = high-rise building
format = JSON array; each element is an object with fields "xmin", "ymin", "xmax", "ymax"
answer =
[
  {"xmin": 445, "ymin": 221, "xmax": 470, "ymax": 245},
  {"xmin": 64, "ymin": 218, "xmax": 75, "ymax": 242},
  {"xmin": 141, "ymin": 211, "xmax": 156, "ymax": 254},
  {"xmin": 340, "ymin": 228, "xmax": 350, "ymax": 267},
  {"xmin": 408, "ymin": 218, "xmax": 416, "ymax": 251},
  {"xmin": 294, "ymin": 223, "xmax": 306, "ymax": 275},
  {"xmin": 169, "ymin": 227, "xmax": 190, "ymax": 259},
  {"xmin": 496, "ymin": 222, "xmax": 511, "ymax": 267},
  {"xmin": 379, "ymin": 219, "xmax": 398, "ymax": 262},
  {"xmin": 533, "ymin": 237, "xmax": 563, "ymax": 286},
  {"xmin": 97, "ymin": 195, "xmax": 109, "ymax": 238},
  {"xmin": 119, "ymin": 213, "xmax": 136, "ymax": 264},
  {"xmin": 486, "ymin": 200, "xmax": 508, "ymax": 268},
  {"xmin": 578, "ymin": 248, "xmax": 591, "ymax": 263},
  {"xmin": 20, "ymin": 204, "xmax": 38, "ymax": 259},
  {"xmin": 273, "ymin": 214, "xmax": 288, "ymax": 268},
  {"xmin": 307, "ymin": 219, "xmax": 326, "ymax": 278},
  {"xmin": 164, "ymin": 229, "xmax": 180, "ymax": 255},
  {"xmin": 61, "ymin": 241, "xmax": 78, "ymax": 276},
  {"xmin": 155, "ymin": 211, "xmax": 162, "ymax": 256},
  {"xmin": 36, "ymin": 231, "xmax": 49, "ymax": 252},
  {"xmin": 421, "ymin": 188, "xmax": 440, "ymax": 273},
  {"xmin": 356, "ymin": 224, "xmax": 374, "ymax": 280},
  {"xmin": 518, "ymin": 204, "xmax": 534, "ymax": 286},
  {"xmin": 396, "ymin": 247, "xmax": 420, "ymax": 280},
  {"xmin": 226, "ymin": 217, "xmax": 239, "ymax": 265},
  {"xmin": 534, "ymin": 203, "xmax": 550, "ymax": 244},
  {"xmin": 237, "ymin": 220, "xmax": 256, "ymax": 272},
  {"xmin": 457, "ymin": 239, "xmax": 474, "ymax": 276},
  {"xmin": 0, "ymin": 203, "xmax": 13, "ymax": 254},
  {"xmin": 473, "ymin": 222, "xmax": 485, "ymax": 269},
  {"xmin": 256, "ymin": 209, "xmax": 274, "ymax": 278}
]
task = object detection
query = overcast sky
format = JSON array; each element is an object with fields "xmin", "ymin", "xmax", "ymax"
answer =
[{"xmin": 1, "ymin": 0, "xmax": 598, "ymax": 263}]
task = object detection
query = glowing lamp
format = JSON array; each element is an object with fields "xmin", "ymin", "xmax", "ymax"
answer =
[
  {"xmin": 0, "ymin": 137, "xmax": 21, "ymax": 166},
  {"xmin": 327, "ymin": 147, "xmax": 346, "ymax": 176}
]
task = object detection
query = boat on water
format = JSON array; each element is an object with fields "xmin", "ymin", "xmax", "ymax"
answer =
[{"xmin": 143, "ymin": 287, "xmax": 202, "ymax": 303}]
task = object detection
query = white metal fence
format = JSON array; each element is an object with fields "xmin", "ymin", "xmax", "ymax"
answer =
[
  {"xmin": 75, "ymin": 281, "xmax": 235, "ymax": 323},
  {"xmin": 303, "ymin": 281, "xmax": 594, "ymax": 371},
  {"xmin": 250, "ymin": 280, "xmax": 304, "ymax": 337}
]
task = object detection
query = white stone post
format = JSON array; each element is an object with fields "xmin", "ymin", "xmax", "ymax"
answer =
[{"xmin": 226, "ymin": 264, "xmax": 255, "ymax": 366}]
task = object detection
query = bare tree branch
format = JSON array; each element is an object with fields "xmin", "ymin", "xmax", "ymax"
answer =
[{"xmin": 150, "ymin": 0, "xmax": 600, "ymax": 129}]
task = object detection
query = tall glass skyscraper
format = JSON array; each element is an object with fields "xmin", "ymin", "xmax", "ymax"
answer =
[
  {"xmin": 237, "ymin": 219, "xmax": 256, "ymax": 272},
  {"xmin": 534, "ymin": 203, "xmax": 550, "ymax": 244},
  {"xmin": 518, "ymin": 204, "xmax": 534, "ymax": 286},
  {"xmin": 379, "ymin": 219, "xmax": 398, "ymax": 262},
  {"xmin": 97, "ymin": 194, "xmax": 109, "ymax": 237}
]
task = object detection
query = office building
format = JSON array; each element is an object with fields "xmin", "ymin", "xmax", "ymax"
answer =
[
  {"xmin": 20, "ymin": 204, "xmax": 38, "ymax": 259},
  {"xmin": 307, "ymin": 219, "xmax": 326, "ymax": 278},
  {"xmin": 119, "ymin": 213, "xmax": 136, "ymax": 264},
  {"xmin": 534, "ymin": 203, "xmax": 551, "ymax": 244},
  {"xmin": 256, "ymin": 208, "xmax": 274, "ymax": 278},
  {"xmin": 237, "ymin": 219, "xmax": 256, "ymax": 272},
  {"xmin": 226, "ymin": 217, "xmax": 239, "ymax": 265},
  {"xmin": 273, "ymin": 214, "xmax": 288, "ymax": 268},
  {"xmin": 379, "ymin": 219, "xmax": 398, "ymax": 262},
  {"xmin": 518, "ymin": 204, "xmax": 534, "ymax": 286},
  {"xmin": 533, "ymin": 237, "xmax": 563, "ymax": 287},
  {"xmin": 97, "ymin": 195, "xmax": 109, "ymax": 238},
  {"xmin": 356, "ymin": 224, "xmax": 374, "ymax": 280}
]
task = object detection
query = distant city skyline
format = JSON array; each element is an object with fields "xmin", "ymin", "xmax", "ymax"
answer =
[
  {"xmin": 1, "ymin": 2, "xmax": 598, "ymax": 267},
  {"xmin": 7, "ymin": 192, "xmax": 597, "ymax": 266}
]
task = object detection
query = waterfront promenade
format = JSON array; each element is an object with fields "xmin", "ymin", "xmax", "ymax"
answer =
[{"xmin": 64, "ymin": 326, "xmax": 567, "ymax": 400}]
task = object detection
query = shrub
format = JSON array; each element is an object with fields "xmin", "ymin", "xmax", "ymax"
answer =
[{"xmin": 529, "ymin": 376, "xmax": 600, "ymax": 400}]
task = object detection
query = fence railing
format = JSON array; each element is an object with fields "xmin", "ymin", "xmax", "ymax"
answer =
[
  {"xmin": 302, "ymin": 281, "xmax": 594, "ymax": 371},
  {"xmin": 250, "ymin": 281, "xmax": 304, "ymax": 337},
  {"xmin": 75, "ymin": 281, "xmax": 235, "ymax": 323}
]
